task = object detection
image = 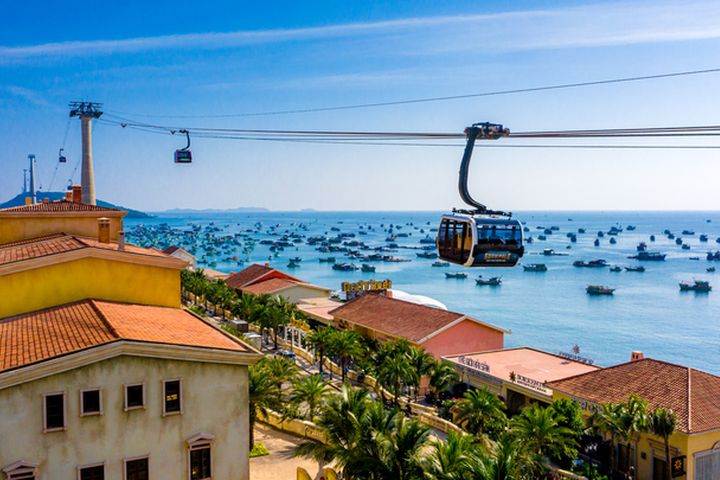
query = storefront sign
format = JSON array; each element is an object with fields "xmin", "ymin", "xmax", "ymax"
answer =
[
  {"xmin": 341, "ymin": 279, "xmax": 392, "ymax": 300},
  {"xmin": 509, "ymin": 371, "xmax": 551, "ymax": 395},
  {"xmin": 557, "ymin": 351, "xmax": 595, "ymax": 365},
  {"xmin": 458, "ymin": 355, "xmax": 490, "ymax": 372},
  {"xmin": 671, "ymin": 456, "xmax": 685, "ymax": 478}
]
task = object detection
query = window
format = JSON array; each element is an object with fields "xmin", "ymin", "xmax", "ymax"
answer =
[
  {"xmin": 78, "ymin": 464, "xmax": 104, "ymax": 480},
  {"xmin": 81, "ymin": 389, "xmax": 102, "ymax": 416},
  {"xmin": 163, "ymin": 379, "xmax": 182, "ymax": 415},
  {"xmin": 125, "ymin": 457, "xmax": 149, "ymax": 480},
  {"xmin": 695, "ymin": 448, "xmax": 720, "ymax": 480},
  {"xmin": 43, "ymin": 392, "xmax": 65, "ymax": 431},
  {"xmin": 190, "ymin": 447, "xmax": 211, "ymax": 480},
  {"xmin": 2, "ymin": 461, "xmax": 38, "ymax": 480},
  {"xmin": 125, "ymin": 384, "xmax": 144, "ymax": 410}
]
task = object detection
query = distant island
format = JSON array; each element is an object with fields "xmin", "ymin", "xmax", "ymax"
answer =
[
  {"xmin": 0, "ymin": 192, "xmax": 152, "ymax": 219},
  {"xmin": 159, "ymin": 207, "xmax": 271, "ymax": 214}
]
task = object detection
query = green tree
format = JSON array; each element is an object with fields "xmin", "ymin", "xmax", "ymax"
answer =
[
  {"xmin": 263, "ymin": 355, "xmax": 299, "ymax": 392},
  {"xmin": 328, "ymin": 329, "xmax": 364, "ymax": 383},
  {"xmin": 427, "ymin": 359, "xmax": 459, "ymax": 404},
  {"xmin": 588, "ymin": 401, "xmax": 625, "ymax": 475},
  {"xmin": 289, "ymin": 374, "xmax": 331, "ymax": 420},
  {"xmin": 377, "ymin": 349, "xmax": 414, "ymax": 406},
  {"xmin": 548, "ymin": 398, "xmax": 585, "ymax": 467},
  {"xmin": 618, "ymin": 395, "xmax": 650, "ymax": 477},
  {"xmin": 510, "ymin": 404, "xmax": 578, "ymax": 474},
  {"xmin": 233, "ymin": 292, "xmax": 257, "ymax": 321},
  {"xmin": 423, "ymin": 430, "xmax": 478, "ymax": 480},
  {"xmin": 454, "ymin": 388, "xmax": 508, "ymax": 439},
  {"xmin": 407, "ymin": 347, "xmax": 434, "ymax": 400},
  {"xmin": 306, "ymin": 326, "xmax": 335, "ymax": 375},
  {"xmin": 466, "ymin": 433, "xmax": 534, "ymax": 480},
  {"xmin": 650, "ymin": 407, "xmax": 677, "ymax": 480},
  {"xmin": 248, "ymin": 364, "xmax": 275, "ymax": 451}
]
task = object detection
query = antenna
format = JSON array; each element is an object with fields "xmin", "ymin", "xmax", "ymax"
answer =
[
  {"xmin": 69, "ymin": 101, "xmax": 103, "ymax": 205},
  {"xmin": 28, "ymin": 155, "xmax": 37, "ymax": 204}
]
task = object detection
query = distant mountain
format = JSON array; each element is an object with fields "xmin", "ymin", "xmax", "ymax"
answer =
[
  {"xmin": 159, "ymin": 207, "xmax": 270, "ymax": 214},
  {"xmin": 0, "ymin": 192, "xmax": 152, "ymax": 219}
]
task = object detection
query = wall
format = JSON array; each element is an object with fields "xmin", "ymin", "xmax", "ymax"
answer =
[
  {"xmin": 0, "ymin": 257, "xmax": 180, "ymax": 318},
  {"xmin": 0, "ymin": 215, "xmax": 124, "ymax": 244},
  {"xmin": 272, "ymin": 286, "xmax": 329, "ymax": 304},
  {"xmin": 421, "ymin": 319, "xmax": 504, "ymax": 358},
  {"xmin": 0, "ymin": 355, "xmax": 251, "ymax": 480},
  {"xmin": 686, "ymin": 430, "xmax": 720, "ymax": 480}
]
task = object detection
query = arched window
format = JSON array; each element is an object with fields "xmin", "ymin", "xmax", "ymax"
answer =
[{"xmin": 187, "ymin": 433, "xmax": 214, "ymax": 480}]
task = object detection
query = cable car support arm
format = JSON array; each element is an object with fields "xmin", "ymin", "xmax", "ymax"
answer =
[{"xmin": 456, "ymin": 122, "xmax": 510, "ymax": 216}]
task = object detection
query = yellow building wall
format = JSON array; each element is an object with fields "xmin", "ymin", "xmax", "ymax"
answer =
[
  {"xmin": 0, "ymin": 258, "xmax": 180, "ymax": 318},
  {"xmin": 0, "ymin": 215, "xmax": 123, "ymax": 244},
  {"xmin": 0, "ymin": 355, "xmax": 251, "ymax": 480},
  {"xmin": 273, "ymin": 286, "xmax": 329, "ymax": 304},
  {"xmin": 687, "ymin": 430, "xmax": 720, "ymax": 480}
]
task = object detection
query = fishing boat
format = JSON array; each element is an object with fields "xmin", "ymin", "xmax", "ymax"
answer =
[
  {"xmin": 573, "ymin": 259, "xmax": 609, "ymax": 268},
  {"xmin": 649, "ymin": 235, "xmax": 656, "ymax": 242},
  {"xmin": 625, "ymin": 266, "xmax": 646, "ymax": 272},
  {"xmin": 538, "ymin": 235, "xmax": 547, "ymax": 241},
  {"xmin": 594, "ymin": 239, "xmax": 600, "ymax": 247},
  {"xmin": 628, "ymin": 251, "xmax": 666, "ymax": 261},
  {"xmin": 319, "ymin": 257, "xmax": 336, "ymax": 263},
  {"xmin": 708, "ymin": 251, "xmax": 720, "ymax": 261},
  {"xmin": 476, "ymin": 276, "xmax": 502, "ymax": 286},
  {"xmin": 682, "ymin": 230, "xmax": 695, "ymax": 236},
  {"xmin": 700, "ymin": 234, "xmax": 709, "ymax": 242},
  {"xmin": 707, "ymin": 267, "xmax": 716, "ymax": 273},
  {"xmin": 609, "ymin": 237, "xmax": 617, "ymax": 245},
  {"xmin": 682, "ymin": 244, "xmax": 691, "ymax": 250},
  {"xmin": 679, "ymin": 280, "xmax": 711, "ymax": 292},
  {"xmin": 432, "ymin": 261, "xmax": 450, "ymax": 267},
  {"xmin": 523, "ymin": 263, "xmax": 547, "ymax": 272},
  {"xmin": 586, "ymin": 285, "xmax": 615, "ymax": 295},
  {"xmin": 445, "ymin": 272, "xmax": 468, "ymax": 279},
  {"xmin": 333, "ymin": 263, "xmax": 357, "ymax": 271},
  {"xmin": 416, "ymin": 251, "xmax": 438, "ymax": 259},
  {"xmin": 419, "ymin": 235, "xmax": 436, "ymax": 244},
  {"xmin": 361, "ymin": 264, "xmax": 376, "ymax": 272},
  {"xmin": 676, "ymin": 238, "xmax": 684, "ymax": 246},
  {"xmin": 289, "ymin": 257, "xmax": 302, "ymax": 263},
  {"xmin": 637, "ymin": 242, "xmax": 647, "ymax": 251},
  {"xmin": 609, "ymin": 266, "xmax": 622, "ymax": 272},
  {"xmin": 578, "ymin": 228, "xmax": 586, "ymax": 234},
  {"xmin": 626, "ymin": 225, "xmax": 636, "ymax": 231},
  {"xmin": 287, "ymin": 261, "xmax": 300, "ymax": 269}
]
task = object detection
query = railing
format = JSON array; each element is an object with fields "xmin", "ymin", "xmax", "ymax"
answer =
[{"xmin": 257, "ymin": 408, "xmax": 328, "ymax": 444}]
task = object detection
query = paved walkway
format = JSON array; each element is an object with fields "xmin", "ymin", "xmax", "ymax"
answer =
[{"xmin": 250, "ymin": 424, "xmax": 322, "ymax": 480}]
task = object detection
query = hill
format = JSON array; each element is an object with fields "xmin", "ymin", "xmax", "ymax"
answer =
[{"xmin": 0, "ymin": 192, "xmax": 152, "ymax": 218}]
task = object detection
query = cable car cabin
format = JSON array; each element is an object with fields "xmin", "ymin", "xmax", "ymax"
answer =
[
  {"xmin": 174, "ymin": 150, "xmax": 192, "ymax": 164},
  {"xmin": 437, "ymin": 213, "xmax": 524, "ymax": 267}
]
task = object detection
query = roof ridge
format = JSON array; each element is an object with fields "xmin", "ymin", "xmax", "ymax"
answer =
[
  {"xmin": 87, "ymin": 299, "xmax": 121, "ymax": 340},
  {"xmin": 0, "ymin": 232, "xmax": 69, "ymax": 248},
  {"xmin": 547, "ymin": 357, "xmax": 653, "ymax": 386}
]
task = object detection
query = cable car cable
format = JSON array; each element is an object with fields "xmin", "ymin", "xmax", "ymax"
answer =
[{"xmin": 103, "ymin": 66, "xmax": 720, "ymax": 119}]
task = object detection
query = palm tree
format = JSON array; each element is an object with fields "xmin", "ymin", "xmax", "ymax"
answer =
[
  {"xmin": 423, "ymin": 430, "xmax": 478, "ymax": 480},
  {"xmin": 306, "ymin": 326, "xmax": 335, "ymax": 375},
  {"xmin": 588, "ymin": 401, "xmax": 625, "ymax": 475},
  {"xmin": 328, "ymin": 329, "xmax": 364, "ymax": 383},
  {"xmin": 650, "ymin": 407, "xmax": 677, "ymax": 480},
  {"xmin": 233, "ymin": 292, "xmax": 257, "ymax": 321},
  {"xmin": 427, "ymin": 359, "xmax": 459, "ymax": 404},
  {"xmin": 407, "ymin": 347, "xmax": 434, "ymax": 400},
  {"xmin": 454, "ymin": 387, "xmax": 508, "ymax": 439},
  {"xmin": 548, "ymin": 398, "xmax": 585, "ymax": 468},
  {"xmin": 263, "ymin": 355, "xmax": 299, "ymax": 391},
  {"xmin": 289, "ymin": 374, "xmax": 331, "ymax": 420},
  {"xmin": 510, "ymin": 404, "xmax": 578, "ymax": 474},
  {"xmin": 248, "ymin": 364, "xmax": 275, "ymax": 450},
  {"xmin": 618, "ymin": 395, "xmax": 650, "ymax": 477},
  {"xmin": 466, "ymin": 433, "xmax": 533, "ymax": 480},
  {"xmin": 377, "ymin": 350, "xmax": 414, "ymax": 406},
  {"xmin": 365, "ymin": 412, "xmax": 431, "ymax": 480}
]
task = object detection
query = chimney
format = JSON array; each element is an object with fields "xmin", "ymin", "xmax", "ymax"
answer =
[
  {"xmin": 630, "ymin": 351, "xmax": 644, "ymax": 362},
  {"xmin": 64, "ymin": 191, "xmax": 72, "ymax": 201},
  {"xmin": 43, "ymin": 197, "xmax": 49, "ymax": 203},
  {"xmin": 98, "ymin": 217, "xmax": 110, "ymax": 243},
  {"xmin": 118, "ymin": 231, "xmax": 125, "ymax": 251},
  {"xmin": 24, "ymin": 197, "xmax": 32, "ymax": 205},
  {"xmin": 264, "ymin": 262, "xmax": 270, "ymax": 267},
  {"xmin": 72, "ymin": 185, "xmax": 82, "ymax": 203}
]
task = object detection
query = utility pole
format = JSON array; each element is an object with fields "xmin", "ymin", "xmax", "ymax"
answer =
[
  {"xmin": 69, "ymin": 101, "xmax": 103, "ymax": 205},
  {"xmin": 22, "ymin": 169, "xmax": 27, "ymax": 194},
  {"xmin": 28, "ymin": 155, "xmax": 37, "ymax": 204}
]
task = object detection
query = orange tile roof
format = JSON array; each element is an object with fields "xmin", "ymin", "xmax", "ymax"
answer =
[
  {"xmin": 226, "ymin": 263, "xmax": 301, "ymax": 289},
  {"xmin": 0, "ymin": 200, "xmax": 121, "ymax": 213},
  {"xmin": 242, "ymin": 278, "xmax": 300, "ymax": 294},
  {"xmin": 0, "ymin": 233, "xmax": 168, "ymax": 266},
  {"xmin": 0, "ymin": 299, "xmax": 252, "ymax": 372},
  {"xmin": 330, "ymin": 294, "xmax": 474, "ymax": 343},
  {"xmin": 547, "ymin": 358, "xmax": 720, "ymax": 434}
]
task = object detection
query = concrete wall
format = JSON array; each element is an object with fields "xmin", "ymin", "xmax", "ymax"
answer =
[
  {"xmin": 0, "ymin": 355, "xmax": 250, "ymax": 480},
  {"xmin": 272, "ymin": 286, "xmax": 329, "ymax": 304},
  {"xmin": 421, "ymin": 319, "xmax": 504, "ymax": 358},
  {"xmin": 0, "ymin": 257, "xmax": 180, "ymax": 318},
  {"xmin": 0, "ymin": 215, "xmax": 124, "ymax": 244}
]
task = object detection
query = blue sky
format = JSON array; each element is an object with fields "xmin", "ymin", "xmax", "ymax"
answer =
[{"xmin": 2, "ymin": 0, "xmax": 720, "ymax": 211}]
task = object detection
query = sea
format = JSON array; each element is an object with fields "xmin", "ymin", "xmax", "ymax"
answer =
[{"xmin": 125, "ymin": 211, "xmax": 720, "ymax": 374}]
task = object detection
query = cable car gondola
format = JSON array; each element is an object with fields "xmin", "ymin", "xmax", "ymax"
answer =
[
  {"xmin": 174, "ymin": 129, "xmax": 192, "ymax": 163},
  {"xmin": 437, "ymin": 123, "xmax": 524, "ymax": 267},
  {"xmin": 58, "ymin": 148, "xmax": 67, "ymax": 163}
]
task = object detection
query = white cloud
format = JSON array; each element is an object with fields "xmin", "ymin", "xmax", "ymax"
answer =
[{"xmin": 2, "ymin": 1, "xmax": 720, "ymax": 63}]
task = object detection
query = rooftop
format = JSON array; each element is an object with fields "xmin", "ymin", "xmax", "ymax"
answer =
[
  {"xmin": 226, "ymin": 263, "xmax": 301, "ymax": 289},
  {"xmin": 329, "ymin": 294, "xmax": 506, "ymax": 343},
  {"xmin": 298, "ymin": 297, "xmax": 344, "ymax": 322},
  {"xmin": 0, "ymin": 233, "xmax": 174, "ymax": 267},
  {"xmin": 0, "ymin": 200, "xmax": 124, "ymax": 215},
  {"xmin": 445, "ymin": 347, "xmax": 600, "ymax": 385},
  {"xmin": 0, "ymin": 299, "xmax": 254, "ymax": 373},
  {"xmin": 547, "ymin": 358, "xmax": 720, "ymax": 434}
]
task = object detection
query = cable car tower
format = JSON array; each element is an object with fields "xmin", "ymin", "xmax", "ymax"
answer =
[{"xmin": 69, "ymin": 101, "xmax": 103, "ymax": 205}]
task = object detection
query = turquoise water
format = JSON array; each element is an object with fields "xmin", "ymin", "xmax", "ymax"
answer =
[{"xmin": 125, "ymin": 211, "xmax": 720, "ymax": 373}]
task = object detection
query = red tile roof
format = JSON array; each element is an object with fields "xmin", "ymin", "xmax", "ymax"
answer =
[
  {"xmin": 547, "ymin": 358, "xmax": 720, "ymax": 434},
  {"xmin": 0, "ymin": 233, "xmax": 169, "ymax": 266},
  {"xmin": 0, "ymin": 200, "xmax": 122, "ymax": 213},
  {"xmin": 226, "ymin": 264, "xmax": 301, "ymax": 289},
  {"xmin": 0, "ymin": 299, "xmax": 252, "ymax": 372},
  {"xmin": 330, "ymin": 294, "xmax": 484, "ymax": 343}
]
